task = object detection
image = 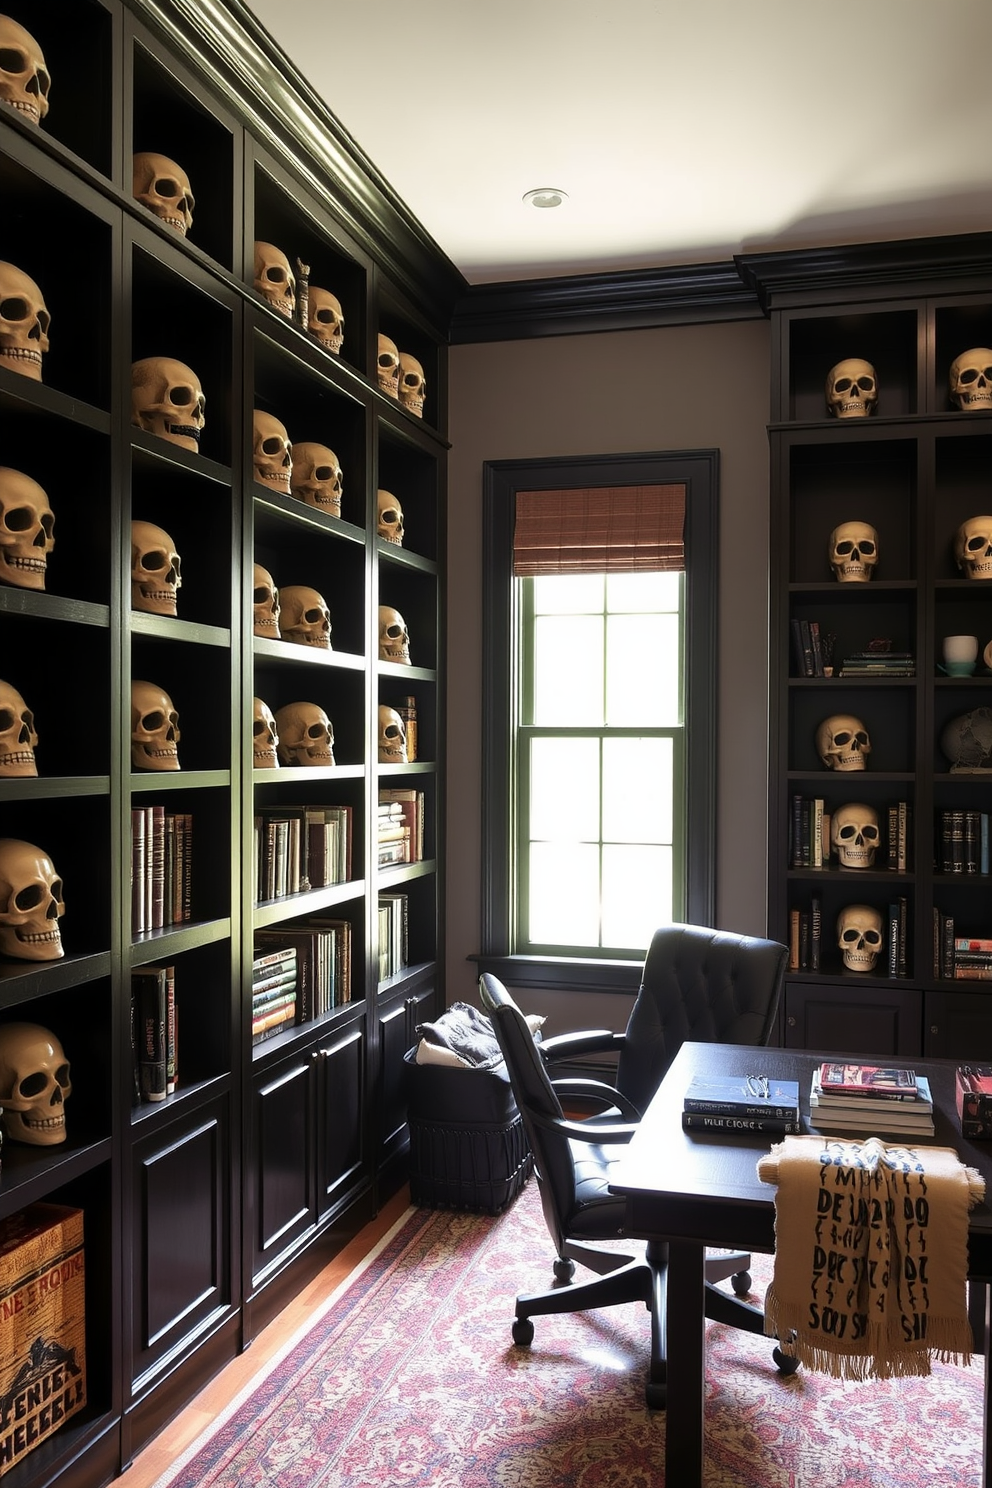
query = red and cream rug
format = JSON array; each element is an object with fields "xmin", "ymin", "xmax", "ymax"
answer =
[{"xmin": 154, "ymin": 1178, "xmax": 982, "ymax": 1487}]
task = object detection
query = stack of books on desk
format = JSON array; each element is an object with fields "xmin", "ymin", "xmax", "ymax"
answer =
[
  {"xmin": 681, "ymin": 1073, "xmax": 801, "ymax": 1134},
  {"xmin": 809, "ymin": 1062, "xmax": 934, "ymax": 1137}
]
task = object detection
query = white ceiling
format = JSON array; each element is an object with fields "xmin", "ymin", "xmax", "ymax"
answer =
[{"xmin": 245, "ymin": 0, "xmax": 992, "ymax": 287}]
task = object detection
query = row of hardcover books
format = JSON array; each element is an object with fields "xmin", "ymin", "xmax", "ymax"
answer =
[
  {"xmin": 253, "ymin": 804, "xmax": 353, "ymax": 903},
  {"xmin": 789, "ymin": 894, "xmax": 909, "ymax": 977},
  {"xmin": 789, "ymin": 796, "xmax": 910, "ymax": 870},
  {"xmin": 377, "ymin": 789, "xmax": 425, "ymax": 867},
  {"xmin": 934, "ymin": 914, "xmax": 992, "ymax": 980},
  {"xmin": 378, "ymin": 893, "xmax": 408, "ymax": 981},
  {"xmin": 130, "ymin": 808, "xmax": 192, "ymax": 935},
  {"xmin": 254, "ymin": 918, "xmax": 353, "ymax": 1034},
  {"xmin": 936, "ymin": 809, "xmax": 991, "ymax": 876}
]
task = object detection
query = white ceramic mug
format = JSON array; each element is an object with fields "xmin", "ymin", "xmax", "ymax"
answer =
[{"xmin": 943, "ymin": 635, "xmax": 979, "ymax": 663}]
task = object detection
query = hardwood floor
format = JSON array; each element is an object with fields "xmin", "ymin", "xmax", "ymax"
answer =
[{"xmin": 117, "ymin": 1186, "xmax": 412, "ymax": 1486}]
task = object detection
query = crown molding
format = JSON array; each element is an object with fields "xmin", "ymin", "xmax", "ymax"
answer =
[
  {"xmin": 737, "ymin": 233, "xmax": 992, "ymax": 313},
  {"xmin": 127, "ymin": 0, "xmax": 467, "ymax": 332}
]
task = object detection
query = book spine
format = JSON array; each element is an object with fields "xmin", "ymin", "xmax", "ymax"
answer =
[
  {"xmin": 165, "ymin": 964, "xmax": 176, "ymax": 1095},
  {"xmin": 151, "ymin": 804, "xmax": 166, "ymax": 930},
  {"xmin": 135, "ymin": 968, "xmax": 168, "ymax": 1102},
  {"xmin": 131, "ymin": 809, "xmax": 146, "ymax": 936},
  {"xmin": 681, "ymin": 1112, "xmax": 802, "ymax": 1134},
  {"xmin": 809, "ymin": 893, "xmax": 822, "ymax": 973},
  {"xmin": 683, "ymin": 1098, "xmax": 800, "ymax": 1119}
]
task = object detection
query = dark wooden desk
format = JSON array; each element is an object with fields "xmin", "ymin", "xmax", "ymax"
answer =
[{"xmin": 610, "ymin": 1040, "xmax": 992, "ymax": 1487}]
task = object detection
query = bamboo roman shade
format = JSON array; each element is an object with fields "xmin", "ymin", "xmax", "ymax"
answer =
[{"xmin": 512, "ymin": 485, "xmax": 686, "ymax": 575}]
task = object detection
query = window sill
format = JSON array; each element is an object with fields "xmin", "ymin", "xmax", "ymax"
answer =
[{"xmin": 469, "ymin": 952, "xmax": 643, "ymax": 994}]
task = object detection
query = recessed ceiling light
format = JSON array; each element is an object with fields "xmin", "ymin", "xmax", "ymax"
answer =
[{"xmin": 523, "ymin": 187, "xmax": 568, "ymax": 209}]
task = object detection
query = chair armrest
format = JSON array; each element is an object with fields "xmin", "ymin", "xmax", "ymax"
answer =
[
  {"xmin": 551, "ymin": 1077, "xmax": 642, "ymax": 1121},
  {"xmin": 528, "ymin": 1107, "xmax": 639, "ymax": 1144},
  {"xmin": 540, "ymin": 1030, "xmax": 625, "ymax": 1063}
]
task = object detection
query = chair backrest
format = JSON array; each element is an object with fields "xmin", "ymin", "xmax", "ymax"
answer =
[
  {"xmin": 478, "ymin": 972, "xmax": 577, "ymax": 1253},
  {"xmin": 616, "ymin": 923, "xmax": 788, "ymax": 1114}
]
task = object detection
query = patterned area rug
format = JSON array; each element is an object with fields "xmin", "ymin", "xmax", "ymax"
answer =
[{"xmin": 155, "ymin": 1178, "xmax": 983, "ymax": 1487}]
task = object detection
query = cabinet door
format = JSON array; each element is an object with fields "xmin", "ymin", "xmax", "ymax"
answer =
[
  {"xmin": 926, "ymin": 991, "xmax": 992, "ymax": 1061},
  {"xmin": 250, "ymin": 1051, "xmax": 318, "ymax": 1284},
  {"xmin": 783, "ymin": 980, "xmax": 921, "ymax": 1055},
  {"xmin": 316, "ymin": 1016, "xmax": 367, "ymax": 1216},
  {"xmin": 130, "ymin": 1096, "xmax": 233, "ymax": 1391}
]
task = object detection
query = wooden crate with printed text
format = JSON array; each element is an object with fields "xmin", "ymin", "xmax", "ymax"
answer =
[{"xmin": 0, "ymin": 1204, "xmax": 85, "ymax": 1476}]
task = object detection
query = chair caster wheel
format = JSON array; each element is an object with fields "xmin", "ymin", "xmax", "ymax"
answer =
[
  {"xmin": 731, "ymin": 1270, "xmax": 751, "ymax": 1296},
  {"xmin": 645, "ymin": 1379, "xmax": 667, "ymax": 1410},
  {"xmin": 772, "ymin": 1346, "xmax": 800, "ymax": 1375},
  {"xmin": 512, "ymin": 1316, "xmax": 534, "ymax": 1346},
  {"xmin": 553, "ymin": 1257, "xmax": 575, "ymax": 1283}
]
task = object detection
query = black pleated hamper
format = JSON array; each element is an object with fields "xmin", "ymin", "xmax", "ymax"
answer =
[{"xmin": 403, "ymin": 1048, "xmax": 532, "ymax": 1214}]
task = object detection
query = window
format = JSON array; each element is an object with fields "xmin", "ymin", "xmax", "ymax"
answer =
[{"xmin": 481, "ymin": 451, "xmax": 718, "ymax": 982}]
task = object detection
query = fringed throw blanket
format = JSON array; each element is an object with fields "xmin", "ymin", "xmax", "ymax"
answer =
[{"xmin": 757, "ymin": 1134, "xmax": 985, "ymax": 1380}]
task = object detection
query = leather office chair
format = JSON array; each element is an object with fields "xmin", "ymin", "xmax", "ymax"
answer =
[{"xmin": 478, "ymin": 925, "xmax": 793, "ymax": 1408}]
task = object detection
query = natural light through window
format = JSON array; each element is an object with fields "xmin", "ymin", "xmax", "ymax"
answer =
[{"xmin": 517, "ymin": 570, "xmax": 684, "ymax": 955}]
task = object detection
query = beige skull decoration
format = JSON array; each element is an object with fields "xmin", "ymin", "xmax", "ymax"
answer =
[
  {"xmin": 252, "ymin": 410, "xmax": 292, "ymax": 493},
  {"xmin": 378, "ymin": 704, "xmax": 407, "ymax": 764},
  {"xmin": 825, "ymin": 359, "xmax": 877, "ymax": 419},
  {"xmin": 253, "ymin": 563, "xmax": 280, "ymax": 638},
  {"xmin": 0, "ymin": 1023, "xmax": 71, "ymax": 1144},
  {"xmin": 253, "ymin": 242, "xmax": 296, "ymax": 319},
  {"xmin": 0, "ymin": 17, "xmax": 50, "ymax": 125},
  {"xmin": 131, "ymin": 357, "xmax": 205, "ymax": 451},
  {"xmin": 279, "ymin": 584, "xmax": 331, "ymax": 648},
  {"xmin": 816, "ymin": 714, "xmax": 871, "ymax": 772},
  {"xmin": 0, "ymin": 678, "xmax": 37, "ymax": 777},
  {"xmin": 290, "ymin": 442, "xmax": 342, "ymax": 516},
  {"xmin": 954, "ymin": 516, "xmax": 992, "ymax": 580},
  {"xmin": 378, "ymin": 605, "xmax": 411, "ymax": 664},
  {"xmin": 377, "ymin": 334, "xmax": 400, "ymax": 398},
  {"xmin": 377, "ymin": 490, "xmax": 404, "ymax": 545},
  {"xmin": 131, "ymin": 519, "xmax": 181, "ymax": 616},
  {"xmin": 131, "ymin": 679, "xmax": 180, "ymax": 771},
  {"xmin": 0, "ymin": 261, "xmax": 50, "ymax": 381},
  {"xmin": 949, "ymin": 349, "xmax": 992, "ymax": 412},
  {"xmin": 132, "ymin": 152, "xmax": 194, "ymax": 236},
  {"xmin": 0, "ymin": 840, "xmax": 64, "ymax": 961},
  {"xmin": 307, "ymin": 286, "xmax": 344, "ymax": 355},
  {"xmin": 398, "ymin": 352, "xmax": 426, "ymax": 417},
  {"xmin": 0, "ymin": 467, "xmax": 54, "ymax": 590},
  {"xmin": 836, "ymin": 904, "xmax": 883, "ymax": 973},
  {"xmin": 275, "ymin": 701, "xmax": 335, "ymax": 767},
  {"xmin": 252, "ymin": 696, "xmax": 279, "ymax": 769},
  {"xmin": 830, "ymin": 802, "xmax": 880, "ymax": 868},
  {"xmin": 828, "ymin": 521, "xmax": 878, "ymax": 582}
]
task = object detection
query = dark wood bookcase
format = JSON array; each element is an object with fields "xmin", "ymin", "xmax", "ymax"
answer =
[
  {"xmin": 759, "ymin": 245, "xmax": 992, "ymax": 1062},
  {"xmin": 0, "ymin": 1, "xmax": 452, "ymax": 1481}
]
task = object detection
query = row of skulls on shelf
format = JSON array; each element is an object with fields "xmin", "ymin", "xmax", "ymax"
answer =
[
  {"xmin": 253, "ymin": 699, "xmax": 409, "ymax": 768},
  {"xmin": 826, "ymin": 353, "xmax": 992, "ymax": 416},
  {"xmin": 253, "ymin": 561, "xmax": 412, "ymax": 663},
  {"xmin": 828, "ymin": 517, "xmax": 992, "ymax": 582}
]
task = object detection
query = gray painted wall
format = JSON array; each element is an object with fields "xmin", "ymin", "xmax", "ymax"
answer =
[{"xmin": 445, "ymin": 318, "xmax": 773, "ymax": 1024}]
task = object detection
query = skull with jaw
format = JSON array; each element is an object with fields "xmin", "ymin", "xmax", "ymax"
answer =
[
  {"xmin": 816, "ymin": 714, "xmax": 871, "ymax": 772},
  {"xmin": 378, "ymin": 605, "xmax": 410, "ymax": 664},
  {"xmin": 252, "ymin": 697, "xmax": 279, "ymax": 769},
  {"xmin": 949, "ymin": 349, "xmax": 992, "ymax": 412},
  {"xmin": 291, "ymin": 442, "xmax": 342, "ymax": 516},
  {"xmin": 955, "ymin": 516, "xmax": 992, "ymax": 580},
  {"xmin": 398, "ymin": 352, "xmax": 426, "ymax": 417},
  {"xmin": 307, "ymin": 286, "xmax": 344, "ymax": 355},
  {"xmin": 0, "ymin": 467, "xmax": 54, "ymax": 591},
  {"xmin": 275, "ymin": 701, "xmax": 335, "ymax": 767},
  {"xmin": 829, "ymin": 521, "xmax": 878, "ymax": 582},
  {"xmin": 131, "ymin": 519, "xmax": 181, "ymax": 616},
  {"xmin": 836, "ymin": 904, "xmax": 883, "ymax": 973},
  {"xmin": 830, "ymin": 802, "xmax": 880, "ymax": 868},
  {"xmin": 0, "ymin": 679, "xmax": 37, "ymax": 777},
  {"xmin": 279, "ymin": 584, "xmax": 331, "ymax": 648},
  {"xmin": 253, "ymin": 563, "xmax": 280, "ymax": 638},
  {"xmin": 378, "ymin": 705, "xmax": 407, "ymax": 763},
  {"xmin": 825, "ymin": 359, "xmax": 877, "ymax": 419},
  {"xmin": 253, "ymin": 242, "xmax": 296, "ymax": 319},
  {"xmin": 0, "ymin": 841, "xmax": 64, "ymax": 961},
  {"xmin": 0, "ymin": 17, "xmax": 50, "ymax": 125},
  {"xmin": 0, "ymin": 1023, "xmax": 71, "ymax": 1145},
  {"xmin": 131, "ymin": 357, "xmax": 205, "ymax": 451},
  {"xmin": 377, "ymin": 334, "xmax": 400, "ymax": 398},
  {"xmin": 0, "ymin": 261, "xmax": 50, "ymax": 381},
  {"xmin": 131, "ymin": 679, "xmax": 181, "ymax": 771},
  {"xmin": 252, "ymin": 411, "xmax": 292, "ymax": 493},
  {"xmin": 377, "ymin": 490, "xmax": 404, "ymax": 545},
  {"xmin": 132, "ymin": 153, "xmax": 194, "ymax": 236}
]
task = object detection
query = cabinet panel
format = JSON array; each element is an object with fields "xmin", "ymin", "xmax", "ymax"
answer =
[
  {"xmin": 926, "ymin": 990, "xmax": 992, "ymax": 1061},
  {"xmin": 317, "ymin": 1018, "xmax": 366, "ymax": 1214},
  {"xmin": 784, "ymin": 981, "xmax": 922, "ymax": 1056},
  {"xmin": 252, "ymin": 1053, "xmax": 317, "ymax": 1279}
]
